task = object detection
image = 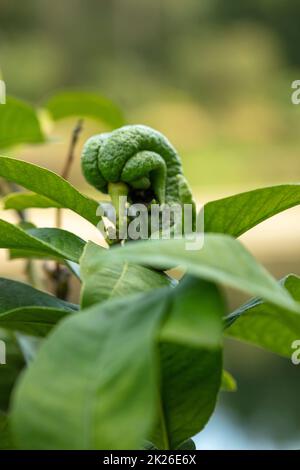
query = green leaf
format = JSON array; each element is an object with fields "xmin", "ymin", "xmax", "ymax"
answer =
[
  {"xmin": 80, "ymin": 253, "xmax": 223, "ymax": 449},
  {"xmin": 0, "ymin": 97, "xmax": 45, "ymax": 149},
  {"xmin": 84, "ymin": 236, "xmax": 298, "ymax": 313},
  {"xmin": 80, "ymin": 242, "xmax": 173, "ymax": 308},
  {"xmin": 79, "ymin": 258, "xmax": 224, "ymax": 450},
  {"xmin": 8, "ymin": 249, "xmax": 54, "ymax": 260},
  {"xmin": 3, "ymin": 192, "xmax": 62, "ymax": 211},
  {"xmin": 0, "ymin": 278, "xmax": 77, "ymax": 336},
  {"xmin": 160, "ymin": 275, "xmax": 224, "ymax": 349},
  {"xmin": 0, "ymin": 156, "xmax": 99, "ymax": 225},
  {"xmin": 204, "ymin": 184, "xmax": 300, "ymax": 237},
  {"xmin": 176, "ymin": 439, "xmax": 196, "ymax": 450},
  {"xmin": 11, "ymin": 290, "xmax": 170, "ymax": 449},
  {"xmin": 143, "ymin": 437, "xmax": 197, "ymax": 450},
  {"xmin": 221, "ymin": 370, "xmax": 237, "ymax": 392},
  {"xmin": 11, "ymin": 275, "xmax": 224, "ymax": 450},
  {"xmin": 0, "ymin": 413, "xmax": 14, "ymax": 449},
  {"xmin": 0, "ymin": 220, "xmax": 86, "ymax": 262},
  {"xmin": 16, "ymin": 221, "xmax": 36, "ymax": 230},
  {"xmin": 150, "ymin": 277, "xmax": 224, "ymax": 449},
  {"xmin": 0, "ymin": 332, "xmax": 25, "ymax": 412},
  {"xmin": 142, "ymin": 440, "xmax": 157, "ymax": 450},
  {"xmin": 27, "ymin": 227, "xmax": 86, "ymax": 262},
  {"xmin": 0, "ymin": 278, "xmax": 77, "ymax": 313},
  {"xmin": 45, "ymin": 91, "xmax": 125, "ymax": 128},
  {"xmin": 225, "ymin": 274, "xmax": 300, "ymax": 358},
  {"xmin": 0, "ymin": 308, "xmax": 72, "ymax": 337}
]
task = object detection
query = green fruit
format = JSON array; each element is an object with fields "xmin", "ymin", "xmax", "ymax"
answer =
[{"xmin": 81, "ymin": 124, "xmax": 194, "ymax": 207}]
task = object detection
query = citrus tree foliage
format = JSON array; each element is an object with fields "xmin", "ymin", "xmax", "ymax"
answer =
[{"xmin": 0, "ymin": 92, "xmax": 299, "ymax": 450}]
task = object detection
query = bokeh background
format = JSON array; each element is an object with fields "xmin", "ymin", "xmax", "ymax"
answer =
[{"xmin": 1, "ymin": 0, "xmax": 300, "ymax": 449}]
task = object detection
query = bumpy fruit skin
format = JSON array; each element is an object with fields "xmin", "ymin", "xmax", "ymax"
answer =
[{"xmin": 81, "ymin": 124, "xmax": 195, "ymax": 208}]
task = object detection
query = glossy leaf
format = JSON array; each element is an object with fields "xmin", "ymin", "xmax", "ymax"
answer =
[
  {"xmin": 225, "ymin": 274, "xmax": 300, "ymax": 358},
  {"xmin": 0, "ymin": 332, "xmax": 25, "ymax": 412},
  {"xmin": 3, "ymin": 192, "xmax": 61, "ymax": 210},
  {"xmin": 151, "ymin": 277, "xmax": 224, "ymax": 449},
  {"xmin": 0, "ymin": 97, "xmax": 44, "ymax": 149},
  {"xmin": 160, "ymin": 275, "xmax": 224, "ymax": 349},
  {"xmin": 11, "ymin": 290, "xmax": 170, "ymax": 449},
  {"xmin": 0, "ymin": 156, "xmax": 99, "ymax": 225},
  {"xmin": 80, "ymin": 242, "xmax": 173, "ymax": 308},
  {"xmin": 0, "ymin": 308, "xmax": 73, "ymax": 337},
  {"xmin": 27, "ymin": 227, "xmax": 86, "ymax": 262},
  {"xmin": 11, "ymin": 237, "xmax": 298, "ymax": 449},
  {"xmin": 84, "ymin": 236, "xmax": 298, "ymax": 313},
  {"xmin": 176, "ymin": 439, "xmax": 196, "ymax": 450},
  {"xmin": 81, "ymin": 251, "xmax": 224, "ymax": 449},
  {"xmin": 0, "ymin": 278, "xmax": 77, "ymax": 313},
  {"xmin": 11, "ymin": 276, "xmax": 224, "ymax": 450},
  {"xmin": 204, "ymin": 184, "xmax": 300, "ymax": 237},
  {"xmin": 80, "ymin": 247, "xmax": 224, "ymax": 448},
  {"xmin": 221, "ymin": 370, "xmax": 237, "ymax": 392},
  {"xmin": 0, "ymin": 413, "xmax": 14, "ymax": 449},
  {"xmin": 0, "ymin": 220, "xmax": 86, "ymax": 262},
  {"xmin": 45, "ymin": 91, "xmax": 125, "ymax": 128},
  {"xmin": 0, "ymin": 278, "xmax": 77, "ymax": 336}
]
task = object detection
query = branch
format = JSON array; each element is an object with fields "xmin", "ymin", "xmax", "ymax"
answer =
[
  {"xmin": 61, "ymin": 119, "xmax": 84, "ymax": 180},
  {"xmin": 52, "ymin": 119, "xmax": 84, "ymax": 299},
  {"xmin": 56, "ymin": 119, "xmax": 84, "ymax": 229}
]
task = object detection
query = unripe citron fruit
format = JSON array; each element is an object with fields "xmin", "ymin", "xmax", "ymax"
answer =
[{"xmin": 81, "ymin": 124, "xmax": 195, "ymax": 209}]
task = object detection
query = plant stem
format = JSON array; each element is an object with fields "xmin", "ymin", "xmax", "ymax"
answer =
[
  {"xmin": 108, "ymin": 182, "xmax": 129, "ymax": 244},
  {"xmin": 25, "ymin": 259, "xmax": 44, "ymax": 290},
  {"xmin": 56, "ymin": 119, "xmax": 84, "ymax": 229},
  {"xmin": 52, "ymin": 119, "xmax": 84, "ymax": 299},
  {"xmin": 62, "ymin": 118, "xmax": 84, "ymax": 179}
]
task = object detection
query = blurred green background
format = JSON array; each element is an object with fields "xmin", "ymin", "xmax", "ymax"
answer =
[{"xmin": 1, "ymin": 0, "xmax": 300, "ymax": 449}]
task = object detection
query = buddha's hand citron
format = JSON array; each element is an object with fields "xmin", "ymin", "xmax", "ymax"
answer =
[{"xmin": 81, "ymin": 124, "xmax": 195, "ymax": 209}]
